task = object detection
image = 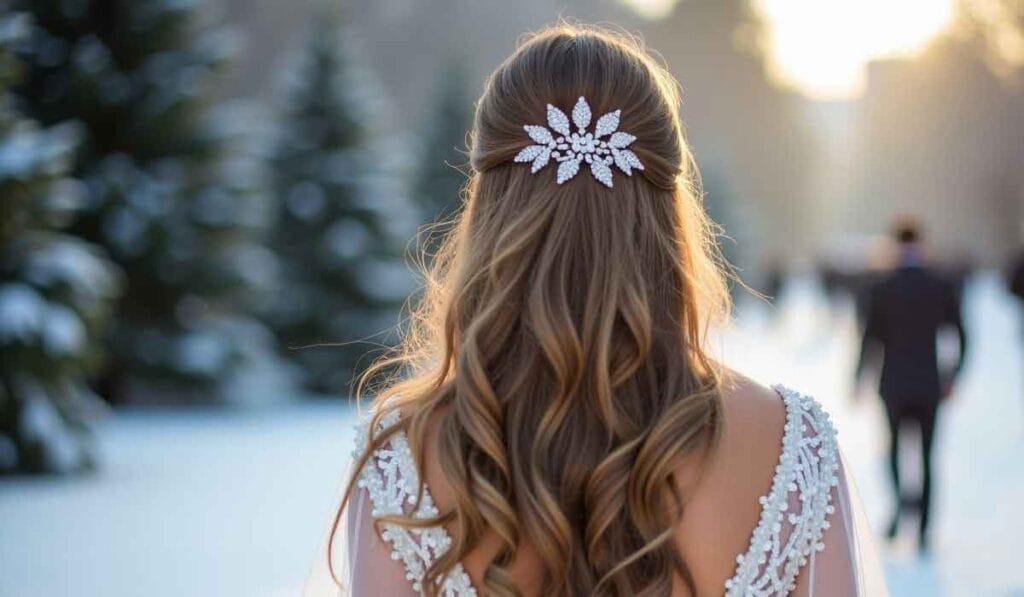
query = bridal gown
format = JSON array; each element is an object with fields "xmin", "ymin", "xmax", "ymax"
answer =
[{"xmin": 305, "ymin": 385, "xmax": 887, "ymax": 596}]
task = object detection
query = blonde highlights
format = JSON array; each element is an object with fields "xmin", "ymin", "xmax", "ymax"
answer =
[{"xmin": 331, "ymin": 24, "xmax": 731, "ymax": 596}]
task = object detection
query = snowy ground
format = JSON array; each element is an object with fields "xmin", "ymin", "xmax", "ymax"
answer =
[
  {"xmin": 1, "ymin": 272, "xmax": 1022, "ymax": 596},
  {"xmin": 726, "ymin": 272, "xmax": 1024, "ymax": 597}
]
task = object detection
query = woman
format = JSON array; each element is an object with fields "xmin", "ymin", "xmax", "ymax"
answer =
[{"xmin": 311, "ymin": 24, "xmax": 884, "ymax": 597}]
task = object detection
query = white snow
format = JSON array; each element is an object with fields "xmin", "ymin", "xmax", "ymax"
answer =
[
  {"xmin": 322, "ymin": 218, "xmax": 368, "ymax": 260},
  {"xmin": 0, "ymin": 121, "xmax": 78, "ymax": 180},
  {"xmin": 44, "ymin": 177, "xmax": 87, "ymax": 219},
  {"xmin": 23, "ymin": 238, "xmax": 119, "ymax": 304},
  {"xmin": 356, "ymin": 257, "xmax": 413, "ymax": 301},
  {"xmin": 286, "ymin": 181, "xmax": 326, "ymax": 221},
  {"xmin": 102, "ymin": 206, "xmax": 149, "ymax": 256},
  {"xmin": 722, "ymin": 271, "xmax": 1024, "ymax": 596},
  {"xmin": 174, "ymin": 329, "xmax": 231, "ymax": 376},
  {"xmin": 71, "ymin": 35, "xmax": 112, "ymax": 76},
  {"xmin": 16, "ymin": 377, "xmax": 85, "ymax": 473},
  {"xmin": 210, "ymin": 317, "xmax": 301, "ymax": 407},
  {"xmin": 0, "ymin": 271, "xmax": 1020, "ymax": 596},
  {"xmin": 220, "ymin": 244, "xmax": 280, "ymax": 294},
  {"xmin": 41, "ymin": 304, "xmax": 85, "ymax": 356},
  {"xmin": 0, "ymin": 402, "xmax": 354, "ymax": 597},
  {"xmin": 192, "ymin": 187, "xmax": 239, "ymax": 227},
  {"xmin": 0, "ymin": 283, "xmax": 45, "ymax": 343},
  {"xmin": 125, "ymin": 172, "xmax": 175, "ymax": 217},
  {"xmin": 17, "ymin": 378, "xmax": 61, "ymax": 444},
  {"xmin": 0, "ymin": 13, "xmax": 30, "ymax": 46}
]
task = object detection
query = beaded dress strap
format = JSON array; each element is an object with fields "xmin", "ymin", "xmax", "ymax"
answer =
[
  {"xmin": 353, "ymin": 409, "xmax": 478, "ymax": 596},
  {"xmin": 723, "ymin": 385, "xmax": 841, "ymax": 596}
]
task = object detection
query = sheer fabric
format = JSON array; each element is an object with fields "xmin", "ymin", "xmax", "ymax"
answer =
[
  {"xmin": 301, "ymin": 484, "xmax": 417, "ymax": 596},
  {"xmin": 305, "ymin": 386, "xmax": 887, "ymax": 596},
  {"xmin": 793, "ymin": 448, "xmax": 888, "ymax": 596}
]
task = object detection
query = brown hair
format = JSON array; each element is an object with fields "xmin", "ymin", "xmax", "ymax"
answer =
[
  {"xmin": 892, "ymin": 214, "xmax": 923, "ymax": 245},
  {"xmin": 330, "ymin": 23, "xmax": 731, "ymax": 596}
]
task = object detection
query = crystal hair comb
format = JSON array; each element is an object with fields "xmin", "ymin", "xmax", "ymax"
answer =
[{"xmin": 514, "ymin": 96, "xmax": 644, "ymax": 188}]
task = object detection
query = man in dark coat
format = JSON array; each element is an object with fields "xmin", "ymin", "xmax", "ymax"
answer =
[
  {"xmin": 856, "ymin": 218, "xmax": 967, "ymax": 552},
  {"xmin": 1007, "ymin": 248, "xmax": 1024, "ymax": 304}
]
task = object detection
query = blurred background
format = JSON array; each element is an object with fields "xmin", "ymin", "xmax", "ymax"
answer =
[{"xmin": 0, "ymin": 0, "xmax": 1022, "ymax": 595}]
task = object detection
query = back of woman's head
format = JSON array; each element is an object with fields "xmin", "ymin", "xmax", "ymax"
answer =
[{"xmin": 336, "ymin": 23, "xmax": 731, "ymax": 597}]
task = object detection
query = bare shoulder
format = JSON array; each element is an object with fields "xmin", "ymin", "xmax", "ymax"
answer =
[
  {"xmin": 674, "ymin": 370, "xmax": 788, "ymax": 495},
  {"xmin": 716, "ymin": 369, "xmax": 788, "ymax": 454},
  {"xmin": 672, "ymin": 369, "xmax": 790, "ymax": 593}
]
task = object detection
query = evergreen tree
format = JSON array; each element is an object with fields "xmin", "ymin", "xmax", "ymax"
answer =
[
  {"xmin": 414, "ymin": 63, "xmax": 473, "ymax": 231},
  {"xmin": 267, "ymin": 8, "xmax": 409, "ymax": 395},
  {"xmin": 0, "ymin": 11, "xmax": 121, "ymax": 474},
  {"xmin": 12, "ymin": 0, "xmax": 282, "ymax": 403}
]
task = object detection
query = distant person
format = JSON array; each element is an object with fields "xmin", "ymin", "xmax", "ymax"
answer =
[
  {"xmin": 761, "ymin": 258, "xmax": 785, "ymax": 304},
  {"xmin": 306, "ymin": 25, "xmax": 887, "ymax": 596},
  {"xmin": 856, "ymin": 218, "xmax": 967, "ymax": 552},
  {"xmin": 1007, "ymin": 248, "xmax": 1024, "ymax": 305}
]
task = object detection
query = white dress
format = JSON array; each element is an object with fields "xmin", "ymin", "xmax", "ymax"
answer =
[{"xmin": 306, "ymin": 385, "xmax": 887, "ymax": 596}]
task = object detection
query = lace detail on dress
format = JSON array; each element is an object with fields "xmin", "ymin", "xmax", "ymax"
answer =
[
  {"xmin": 353, "ymin": 409, "xmax": 478, "ymax": 596},
  {"xmin": 724, "ymin": 385, "xmax": 841, "ymax": 597}
]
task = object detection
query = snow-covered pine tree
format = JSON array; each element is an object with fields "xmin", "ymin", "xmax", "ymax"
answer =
[
  {"xmin": 12, "ymin": 0, "xmax": 284, "ymax": 403},
  {"xmin": 267, "ymin": 7, "xmax": 409, "ymax": 395},
  {"xmin": 414, "ymin": 63, "xmax": 473, "ymax": 231},
  {"xmin": 0, "ymin": 11, "xmax": 121, "ymax": 474}
]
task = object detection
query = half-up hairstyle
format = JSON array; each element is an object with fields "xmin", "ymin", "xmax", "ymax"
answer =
[{"xmin": 330, "ymin": 23, "xmax": 731, "ymax": 597}]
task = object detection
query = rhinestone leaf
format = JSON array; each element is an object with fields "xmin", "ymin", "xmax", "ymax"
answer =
[
  {"xmin": 556, "ymin": 157, "xmax": 581, "ymax": 184},
  {"xmin": 572, "ymin": 96, "xmax": 592, "ymax": 131},
  {"xmin": 622, "ymin": 150, "xmax": 644, "ymax": 171},
  {"xmin": 612, "ymin": 148, "xmax": 644, "ymax": 175},
  {"xmin": 590, "ymin": 158, "xmax": 613, "ymax": 188},
  {"xmin": 595, "ymin": 110, "xmax": 621, "ymax": 138},
  {"xmin": 611, "ymin": 148, "xmax": 630, "ymax": 175},
  {"xmin": 524, "ymin": 125, "xmax": 553, "ymax": 144},
  {"xmin": 530, "ymin": 147, "xmax": 552, "ymax": 173},
  {"xmin": 546, "ymin": 104, "xmax": 571, "ymax": 136},
  {"xmin": 514, "ymin": 145, "xmax": 546, "ymax": 163},
  {"xmin": 608, "ymin": 131, "xmax": 635, "ymax": 149}
]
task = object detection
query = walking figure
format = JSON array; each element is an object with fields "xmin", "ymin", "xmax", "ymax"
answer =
[{"xmin": 856, "ymin": 218, "xmax": 967, "ymax": 552}]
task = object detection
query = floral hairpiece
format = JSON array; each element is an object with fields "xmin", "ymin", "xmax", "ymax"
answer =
[{"xmin": 514, "ymin": 96, "xmax": 644, "ymax": 188}]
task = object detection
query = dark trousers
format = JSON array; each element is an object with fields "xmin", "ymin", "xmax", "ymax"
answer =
[{"xmin": 883, "ymin": 398, "xmax": 939, "ymax": 540}]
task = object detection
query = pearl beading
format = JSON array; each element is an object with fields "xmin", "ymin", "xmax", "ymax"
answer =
[
  {"xmin": 723, "ymin": 385, "xmax": 841, "ymax": 596},
  {"xmin": 353, "ymin": 409, "xmax": 477, "ymax": 596}
]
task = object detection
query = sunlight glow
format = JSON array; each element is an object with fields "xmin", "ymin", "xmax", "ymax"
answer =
[
  {"xmin": 620, "ymin": 0, "xmax": 679, "ymax": 20},
  {"xmin": 755, "ymin": 0, "xmax": 957, "ymax": 99}
]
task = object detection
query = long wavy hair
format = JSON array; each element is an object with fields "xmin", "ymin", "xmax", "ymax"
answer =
[{"xmin": 330, "ymin": 24, "xmax": 731, "ymax": 597}]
